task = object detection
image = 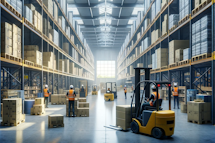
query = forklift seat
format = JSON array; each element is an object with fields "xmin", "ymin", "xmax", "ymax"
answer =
[{"xmin": 144, "ymin": 99, "xmax": 163, "ymax": 110}]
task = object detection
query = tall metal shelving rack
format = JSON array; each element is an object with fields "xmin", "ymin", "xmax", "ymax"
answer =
[
  {"xmin": 0, "ymin": 0, "xmax": 95, "ymax": 116},
  {"xmin": 116, "ymin": 0, "xmax": 215, "ymax": 124}
]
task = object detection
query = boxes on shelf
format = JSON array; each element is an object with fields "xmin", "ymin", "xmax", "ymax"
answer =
[
  {"xmin": 43, "ymin": 0, "xmax": 53, "ymax": 16},
  {"xmin": 169, "ymin": 40, "xmax": 189, "ymax": 64},
  {"xmin": 24, "ymin": 6, "xmax": 33, "ymax": 23},
  {"xmin": 1, "ymin": 22, "xmax": 13, "ymax": 56},
  {"xmin": 183, "ymin": 48, "xmax": 190, "ymax": 60},
  {"xmin": 43, "ymin": 52, "xmax": 55, "ymax": 69},
  {"xmin": 59, "ymin": 59, "xmax": 65, "ymax": 72},
  {"xmin": 24, "ymin": 45, "xmax": 42, "ymax": 65},
  {"xmin": 137, "ymin": 63, "xmax": 143, "ymax": 67},
  {"xmin": 53, "ymin": 2, "xmax": 58, "ymax": 21},
  {"xmin": 175, "ymin": 49, "xmax": 183, "ymax": 62},
  {"xmin": 64, "ymin": 59, "xmax": 70, "ymax": 73},
  {"xmin": 169, "ymin": 14, "xmax": 179, "ymax": 29},
  {"xmin": 196, "ymin": 94, "xmax": 211, "ymax": 102},
  {"xmin": 162, "ymin": 14, "xmax": 168, "ymax": 35},
  {"xmin": 48, "ymin": 114, "xmax": 64, "ymax": 128},
  {"xmin": 157, "ymin": 48, "xmax": 168, "ymax": 68},
  {"xmin": 181, "ymin": 102, "xmax": 187, "ymax": 113},
  {"xmin": 51, "ymin": 94, "xmax": 67, "ymax": 104},
  {"xmin": 31, "ymin": 98, "xmax": 45, "ymax": 115}
]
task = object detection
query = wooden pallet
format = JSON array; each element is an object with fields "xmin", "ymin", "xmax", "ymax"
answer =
[
  {"xmin": 178, "ymin": 15, "xmax": 190, "ymax": 25},
  {"xmin": 1, "ymin": 0, "xmax": 22, "ymax": 19},
  {"xmin": 48, "ymin": 124, "xmax": 64, "ymax": 128},
  {"xmin": 188, "ymin": 120, "xmax": 211, "ymax": 124},
  {"xmin": 31, "ymin": 112, "xmax": 45, "ymax": 115},
  {"xmin": 178, "ymin": 59, "xmax": 190, "ymax": 66},
  {"xmin": 192, "ymin": 0, "xmax": 211, "ymax": 16},
  {"xmin": 191, "ymin": 53, "xmax": 211, "ymax": 62},
  {"xmin": 34, "ymin": 63, "xmax": 42, "ymax": 68},
  {"xmin": 168, "ymin": 25, "xmax": 177, "ymax": 33},
  {"xmin": 51, "ymin": 103, "xmax": 66, "ymax": 105},
  {"xmin": 161, "ymin": 32, "xmax": 167, "ymax": 39},
  {"xmin": 161, "ymin": 66, "xmax": 168, "ymax": 70},
  {"xmin": 76, "ymin": 114, "xmax": 89, "ymax": 117},
  {"xmin": 24, "ymin": 18, "xmax": 35, "ymax": 30},
  {"xmin": 25, "ymin": 60, "xmax": 34, "ymax": 66},
  {"xmin": 168, "ymin": 62, "xmax": 178, "ymax": 68},
  {"xmin": 1, "ymin": 53, "xmax": 22, "ymax": 62}
]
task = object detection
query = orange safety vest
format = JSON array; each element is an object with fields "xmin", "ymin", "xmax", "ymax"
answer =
[
  {"xmin": 172, "ymin": 87, "xmax": 179, "ymax": 96},
  {"xmin": 44, "ymin": 88, "xmax": 49, "ymax": 97},
  {"xmin": 68, "ymin": 89, "xmax": 75, "ymax": 101},
  {"xmin": 124, "ymin": 87, "xmax": 127, "ymax": 93},
  {"xmin": 150, "ymin": 92, "xmax": 160, "ymax": 106}
]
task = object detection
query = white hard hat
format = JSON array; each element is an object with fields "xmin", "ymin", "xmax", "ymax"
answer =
[
  {"xmin": 45, "ymin": 84, "xmax": 48, "ymax": 88},
  {"xmin": 174, "ymin": 82, "xmax": 177, "ymax": 86},
  {"xmin": 124, "ymin": 85, "xmax": 126, "ymax": 87},
  {"xmin": 151, "ymin": 85, "xmax": 156, "ymax": 90},
  {"xmin": 70, "ymin": 85, "xmax": 74, "ymax": 89},
  {"xmin": 82, "ymin": 84, "xmax": 84, "ymax": 86}
]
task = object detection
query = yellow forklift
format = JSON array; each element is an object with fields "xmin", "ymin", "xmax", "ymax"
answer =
[
  {"xmin": 92, "ymin": 84, "xmax": 98, "ymax": 95},
  {"xmin": 104, "ymin": 82, "xmax": 117, "ymax": 101},
  {"xmin": 130, "ymin": 68, "xmax": 175, "ymax": 139}
]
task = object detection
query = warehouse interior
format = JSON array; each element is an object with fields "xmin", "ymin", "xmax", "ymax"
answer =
[{"xmin": 0, "ymin": 0, "xmax": 215, "ymax": 142}]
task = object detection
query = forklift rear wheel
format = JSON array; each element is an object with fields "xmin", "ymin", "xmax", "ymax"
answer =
[
  {"xmin": 130, "ymin": 121, "xmax": 139, "ymax": 133},
  {"xmin": 152, "ymin": 127, "xmax": 163, "ymax": 139}
]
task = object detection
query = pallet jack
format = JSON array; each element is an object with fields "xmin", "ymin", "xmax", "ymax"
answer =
[
  {"xmin": 92, "ymin": 84, "xmax": 98, "ymax": 95},
  {"xmin": 130, "ymin": 68, "xmax": 175, "ymax": 139}
]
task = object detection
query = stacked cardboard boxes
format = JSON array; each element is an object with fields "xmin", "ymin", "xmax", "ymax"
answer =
[
  {"xmin": 31, "ymin": 98, "xmax": 45, "ymax": 115},
  {"xmin": 12, "ymin": 24, "xmax": 21, "ymax": 58},
  {"xmin": 181, "ymin": 102, "xmax": 187, "ymax": 113},
  {"xmin": 51, "ymin": 94, "xmax": 67, "ymax": 105},
  {"xmin": 43, "ymin": 52, "xmax": 55, "ymax": 69},
  {"xmin": 77, "ymin": 99, "xmax": 89, "ymax": 117},
  {"xmin": 48, "ymin": 114, "xmax": 64, "ymax": 128},
  {"xmin": 59, "ymin": 59, "xmax": 65, "ymax": 72},
  {"xmin": 53, "ymin": 2, "xmax": 58, "ymax": 22},
  {"xmin": 1, "ymin": 22, "xmax": 13, "ymax": 56},
  {"xmin": 64, "ymin": 59, "xmax": 70, "ymax": 73},
  {"xmin": 162, "ymin": 14, "xmax": 168, "ymax": 35},
  {"xmin": 187, "ymin": 101, "xmax": 211, "ymax": 124},
  {"xmin": 175, "ymin": 49, "xmax": 184, "ymax": 62},
  {"xmin": 157, "ymin": 48, "xmax": 168, "ymax": 68},
  {"xmin": 33, "ymin": 10, "xmax": 42, "ymax": 32},
  {"xmin": 162, "ymin": 0, "xmax": 168, "ymax": 8},
  {"xmin": 24, "ymin": 6, "xmax": 33, "ymax": 23},
  {"xmin": 183, "ymin": 48, "xmax": 190, "ymax": 60},
  {"xmin": 169, "ymin": 40, "xmax": 189, "ymax": 64},
  {"xmin": 24, "ymin": 45, "xmax": 42, "ymax": 65},
  {"xmin": 169, "ymin": 14, "xmax": 179, "ymax": 29},
  {"xmin": 7, "ymin": 0, "xmax": 22, "ymax": 14},
  {"xmin": 43, "ymin": 0, "xmax": 53, "ymax": 16},
  {"xmin": 2, "ymin": 98, "xmax": 25, "ymax": 126},
  {"xmin": 116, "ymin": 105, "xmax": 135, "ymax": 130},
  {"xmin": 179, "ymin": 0, "xmax": 189, "ymax": 20},
  {"xmin": 69, "ymin": 62, "xmax": 75, "ymax": 74}
]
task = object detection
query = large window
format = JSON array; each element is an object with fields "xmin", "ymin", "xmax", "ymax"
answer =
[{"xmin": 97, "ymin": 61, "xmax": 115, "ymax": 78}]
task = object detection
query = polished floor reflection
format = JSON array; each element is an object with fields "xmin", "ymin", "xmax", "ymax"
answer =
[{"xmin": 0, "ymin": 91, "xmax": 215, "ymax": 143}]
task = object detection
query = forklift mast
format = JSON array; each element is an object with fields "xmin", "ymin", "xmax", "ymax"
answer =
[{"xmin": 134, "ymin": 68, "xmax": 151, "ymax": 114}]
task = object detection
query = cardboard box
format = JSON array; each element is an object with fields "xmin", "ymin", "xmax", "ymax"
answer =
[
  {"xmin": 77, "ymin": 108, "xmax": 89, "ymax": 117},
  {"xmin": 35, "ymin": 98, "xmax": 44, "ymax": 105},
  {"xmin": 181, "ymin": 102, "xmax": 187, "ymax": 113},
  {"xmin": 78, "ymin": 98, "xmax": 86, "ymax": 102},
  {"xmin": 48, "ymin": 114, "xmax": 64, "ymax": 128},
  {"xmin": 32, "ymin": 104, "xmax": 45, "ymax": 114},
  {"xmin": 78, "ymin": 102, "xmax": 89, "ymax": 108},
  {"xmin": 116, "ymin": 118, "xmax": 131, "ymax": 130}
]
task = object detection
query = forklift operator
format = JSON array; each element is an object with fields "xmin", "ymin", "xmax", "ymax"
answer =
[
  {"xmin": 141, "ymin": 85, "xmax": 160, "ymax": 112},
  {"xmin": 93, "ymin": 86, "xmax": 96, "ymax": 92}
]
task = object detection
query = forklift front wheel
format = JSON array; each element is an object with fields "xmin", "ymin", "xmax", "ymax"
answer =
[
  {"xmin": 152, "ymin": 127, "xmax": 163, "ymax": 139},
  {"xmin": 130, "ymin": 121, "xmax": 139, "ymax": 133}
]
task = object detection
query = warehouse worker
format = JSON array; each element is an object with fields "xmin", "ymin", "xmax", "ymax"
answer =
[
  {"xmin": 93, "ymin": 86, "xmax": 96, "ymax": 91},
  {"xmin": 124, "ymin": 85, "xmax": 127, "ymax": 99},
  {"xmin": 172, "ymin": 82, "xmax": 179, "ymax": 109},
  {"xmin": 141, "ymin": 85, "xmax": 160, "ymax": 112},
  {"xmin": 44, "ymin": 84, "xmax": 51, "ymax": 108},
  {"xmin": 67, "ymin": 85, "xmax": 76, "ymax": 117}
]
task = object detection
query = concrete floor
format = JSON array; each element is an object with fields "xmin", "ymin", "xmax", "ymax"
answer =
[{"xmin": 0, "ymin": 91, "xmax": 215, "ymax": 143}]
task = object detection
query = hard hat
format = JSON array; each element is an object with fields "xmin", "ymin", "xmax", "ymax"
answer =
[
  {"xmin": 82, "ymin": 84, "xmax": 84, "ymax": 86},
  {"xmin": 70, "ymin": 85, "xmax": 74, "ymax": 89},
  {"xmin": 124, "ymin": 85, "xmax": 126, "ymax": 87},
  {"xmin": 45, "ymin": 84, "xmax": 48, "ymax": 88},
  {"xmin": 151, "ymin": 85, "xmax": 156, "ymax": 90},
  {"xmin": 174, "ymin": 82, "xmax": 177, "ymax": 86}
]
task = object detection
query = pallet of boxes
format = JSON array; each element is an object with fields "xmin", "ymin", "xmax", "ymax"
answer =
[
  {"xmin": 48, "ymin": 114, "xmax": 64, "ymax": 128},
  {"xmin": 31, "ymin": 98, "xmax": 45, "ymax": 115},
  {"xmin": 1, "ymin": 98, "xmax": 25, "ymax": 126},
  {"xmin": 187, "ymin": 100, "xmax": 211, "ymax": 124},
  {"xmin": 116, "ymin": 105, "xmax": 135, "ymax": 130},
  {"xmin": 66, "ymin": 98, "xmax": 89, "ymax": 117},
  {"xmin": 51, "ymin": 94, "xmax": 67, "ymax": 105}
]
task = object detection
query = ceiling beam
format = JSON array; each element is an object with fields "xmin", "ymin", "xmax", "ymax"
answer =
[
  {"xmin": 68, "ymin": 3, "xmax": 142, "ymax": 8},
  {"xmin": 80, "ymin": 25, "xmax": 131, "ymax": 28},
  {"xmin": 73, "ymin": 15, "xmax": 137, "ymax": 20}
]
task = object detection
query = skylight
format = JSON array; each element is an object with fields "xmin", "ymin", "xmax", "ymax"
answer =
[
  {"xmin": 132, "ymin": 7, "xmax": 144, "ymax": 15},
  {"xmin": 128, "ymin": 20, "xmax": 133, "ymax": 24},
  {"xmin": 76, "ymin": 19, "xmax": 84, "ymax": 24},
  {"xmin": 68, "ymin": 7, "xmax": 79, "ymax": 15},
  {"xmin": 99, "ymin": 7, "xmax": 112, "ymax": 15},
  {"xmin": 100, "ymin": 19, "xmax": 105, "ymax": 24}
]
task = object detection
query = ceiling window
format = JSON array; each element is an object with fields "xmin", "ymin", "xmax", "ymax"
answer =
[
  {"xmin": 99, "ymin": 7, "xmax": 112, "ymax": 15},
  {"xmin": 132, "ymin": 7, "xmax": 144, "ymax": 15},
  {"xmin": 68, "ymin": 7, "xmax": 79, "ymax": 15},
  {"xmin": 97, "ymin": 61, "xmax": 115, "ymax": 78},
  {"xmin": 128, "ymin": 20, "xmax": 134, "ymax": 24},
  {"xmin": 76, "ymin": 19, "xmax": 84, "ymax": 24}
]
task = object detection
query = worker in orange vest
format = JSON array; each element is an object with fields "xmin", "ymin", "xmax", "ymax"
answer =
[
  {"xmin": 172, "ymin": 82, "xmax": 179, "ymax": 109},
  {"xmin": 141, "ymin": 85, "xmax": 160, "ymax": 112},
  {"xmin": 66, "ymin": 85, "xmax": 76, "ymax": 117},
  {"xmin": 44, "ymin": 84, "xmax": 51, "ymax": 108},
  {"xmin": 124, "ymin": 85, "xmax": 127, "ymax": 99}
]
